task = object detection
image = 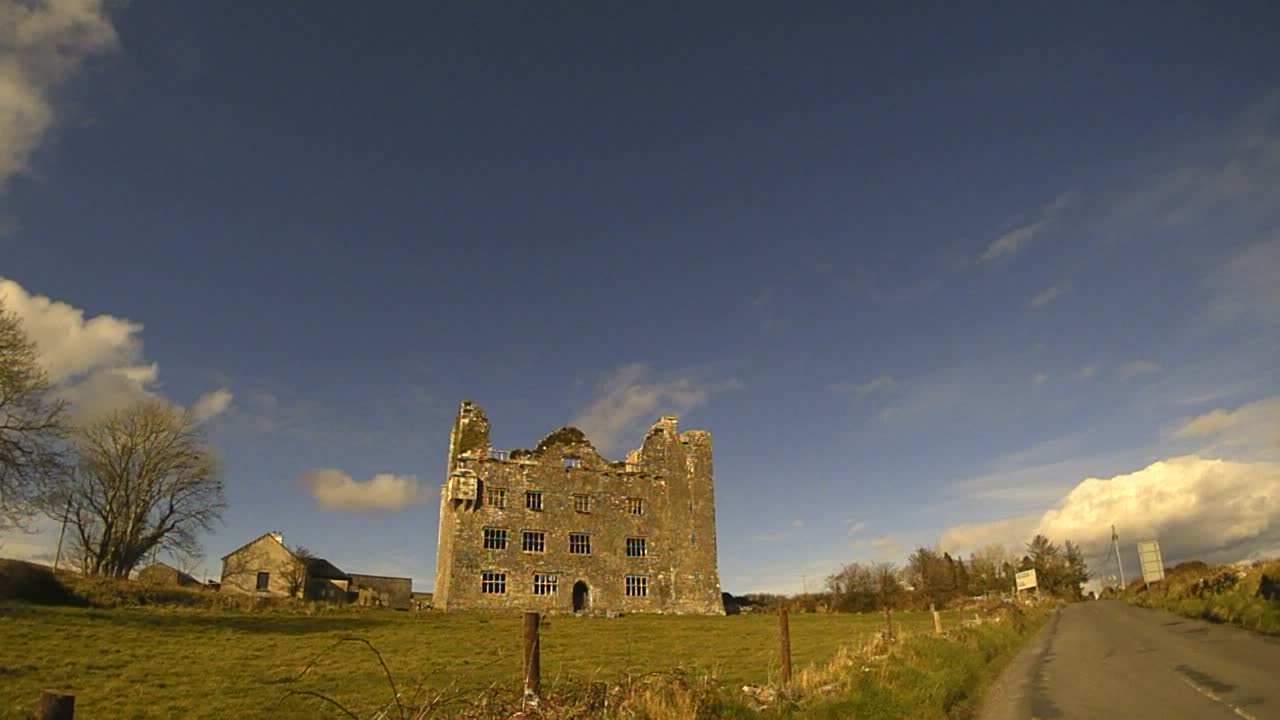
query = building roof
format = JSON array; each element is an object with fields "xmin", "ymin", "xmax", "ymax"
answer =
[{"xmin": 305, "ymin": 557, "xmax": 349, "ymax": 580}]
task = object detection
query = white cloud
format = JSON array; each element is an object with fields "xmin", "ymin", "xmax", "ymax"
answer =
[
  {"xmin": 941, "ymin": 456, "xmax": 1280, "ymax": 566},
  {"xmin": 1077, "ymin": 366, "xmax": 1097, "ymax": 381},
  {"xmin": 1028, "ymin": 285, "xmax": 1064, "ymax": 309},
  {"xmin": 0, "ymin": 0, "xmax": 118, "ymax": 191},
  {"xmin": 791, "ymin": 519, "xmax": 804, "ymax": 528},
  {"xmin": 191, "ymin": 388, "xmax": 234, "ymax": 424},
  {"xmin": 1117, "ymin": 359, "xmax": 1161, "ymax": 380},
  {"xmin": 0, "ymin": 276, "xmax": 225, "ymax": 420},
  {"xmin": 1031, "ymin": 372, "xmax": 1048, "ymax": 386},
  {"xmin": 980, "ymin": 192, "xmax": 1072, "ymax": 262},
  {"xmin": 1172, "ymin": 396, "xmax": 1280, "ymax": 460},
  {"xmin": 0, "ymin": 277, "xmax": 143, "ymax": 383},
  {"xmin": 828, "ymin": 375, "xmax": 894, "ymax": 399},
  {"xmin": 846, "ymin": 520, "xmax": 866, "ymax": 536},
  {"xmin": 299, "ymin": 469, "xmax": 432, "ymax": 512},
  {"xmin": 572, "ymin": 363, "xmax": 729, "ymax": 455}
]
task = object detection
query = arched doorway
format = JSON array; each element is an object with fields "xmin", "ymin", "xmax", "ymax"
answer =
[{"xmin": 572, "ymin": 581, "xmax": 589, "ymax": 612}]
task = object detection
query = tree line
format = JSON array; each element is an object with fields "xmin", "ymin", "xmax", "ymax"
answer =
[
  {"xmin": 764, "ymin": 535, "xmax": 1091, "ymax": 614},
  {"xmin": 0, "ymin": 300, "xmax": 225, "ymax": 577}
]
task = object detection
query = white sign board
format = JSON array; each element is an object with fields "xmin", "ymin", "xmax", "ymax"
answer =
[
  {"xmin": 1015, "ymin": 569, "xmax": 1038, "ymax": 590},
  {"xmin": 1138, "ymin": 540, "xmax": 1165, "ymax": 584}
]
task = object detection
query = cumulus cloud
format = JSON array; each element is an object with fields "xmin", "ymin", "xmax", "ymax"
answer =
[
  {"xmin": 1028, "ymin": 285, "xmax": 1064, "ymax": 309},
  {"xmin": 191, "ymin": 388, "xmax": 234, "ymax": 424},
  {"xmin": 941, "ymin": 456, "xmax": 1280, "ymax": 566},
  {"xmin": 572, "ymin": 363, "xmax": 731, "ymax": 455},
  {"xmin": 980, "ymin": 192, "xmax": 1072, "ymax": 262},
  {"xmin": 0, "ymin": 0, "xmax": 118, "ymax": 190},
  {"xmin": 0, "ymin": 277, "xmax": 143, "ymax": 383},
  {"xmin": 1117, "ymin": 359, "xmax": 1161, "ymax": 380},
  {"xmin": 299, "ymin": 469, "xmax": 432, "ymax": 512},
  {"xmin": 0, "ymin": 276, "xmax": 225, "ymax": 420}
]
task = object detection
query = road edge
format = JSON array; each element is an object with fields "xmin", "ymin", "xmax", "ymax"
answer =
[{"xmin": 973, "ymin": 607, "xmax": 1061, "ymax": 720}]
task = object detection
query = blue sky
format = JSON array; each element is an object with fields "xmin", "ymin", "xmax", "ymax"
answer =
[{"xmin": 2, "ymin": 1, "xmax": 1278, "ymax": 593}]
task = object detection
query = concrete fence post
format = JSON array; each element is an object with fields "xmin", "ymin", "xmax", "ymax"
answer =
[
  {"xmin": 522, "ymin": 612, "xmax": 541, "ymax": 697},
  {"xmin": 39, "ymin": 690, "xmax": 75, "ymax": 720},
  {"xmin": 931, "ymin": 603, "xmax": 943, "ymax": 635},
  {"xmin": 883, "ymin": 605, "xmax": 894, "ymax": 640},
  {"xmin": 778, "ymin": 607, "xmax": 792, "ymax": 686}
]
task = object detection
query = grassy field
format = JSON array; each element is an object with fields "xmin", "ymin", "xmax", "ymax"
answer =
[{"xmin": 0, "ymin": 602, "xmax": 962, "ymax": 719}]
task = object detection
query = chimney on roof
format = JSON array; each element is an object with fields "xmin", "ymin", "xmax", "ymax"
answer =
[{"xmin": 271, "ymin": 531, "xmax": 283, "ymax": 544}]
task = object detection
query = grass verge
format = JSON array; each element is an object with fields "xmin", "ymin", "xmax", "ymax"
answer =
[{"xmin": 1116, "ymin": 558, "xmax": 1280, "ymax": 634}]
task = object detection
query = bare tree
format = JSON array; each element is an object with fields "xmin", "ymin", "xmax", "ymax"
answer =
[
  {"xmin": 50, "ymin": 402, "xmax": 225, "ymax": 577},
  {"xmin": 283, "ymin": 545, "xmax": 313, "ymax": 598},
  {"xmin": 0, "ymin": 300, "xmax": 70, "ymax": 531}
]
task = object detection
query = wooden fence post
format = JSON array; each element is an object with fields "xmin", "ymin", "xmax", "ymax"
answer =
[
  {"xmin": 522, "ymin": 612, "xmax": 541, "ymax": 697},
  {"xmin": 39, "ymin": 690, "xmax": 75, "ymax": 720},
  {"xmin": 778, "ymin": 607, "xmax": 792, "ymax": 686},
  {"xmin": 931, "ymin": 603, "xmax": 943, "ymax": 635},
  {"xmin": 883, "ymin": 605, "xmax": 894, "ymax": 641}
]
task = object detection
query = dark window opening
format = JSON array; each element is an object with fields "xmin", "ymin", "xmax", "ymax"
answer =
[{"xmin": 256, "ymin": 572, "xmax": 270, "ymax": 591}]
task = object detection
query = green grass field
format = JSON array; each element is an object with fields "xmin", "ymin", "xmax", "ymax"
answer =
[{"xmin": 0, "ymin": 603, "xmax": 959, "ymax": 719}]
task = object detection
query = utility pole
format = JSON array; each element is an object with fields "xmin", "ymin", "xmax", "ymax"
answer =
[{"xmin": 1112, "ymin": 525, "xmax": 1126, "ymax": 590}]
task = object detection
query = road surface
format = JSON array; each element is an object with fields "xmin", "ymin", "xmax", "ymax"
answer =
[{"xmin": 979, "ymin": 600, "xmax": 1280, "ymax": 720}]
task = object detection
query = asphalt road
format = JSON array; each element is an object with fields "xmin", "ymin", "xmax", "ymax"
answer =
[{"xmin": 979, "ymin": 599, "xmax": 1280, "ymax": 720}]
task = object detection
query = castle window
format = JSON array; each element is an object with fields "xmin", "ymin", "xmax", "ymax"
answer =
[
  {"xmin": 626, "ymin": 537, "xmax": 648, "ymax": 558},
  {"xmin": 625, "ymin": 574, "xmax": 649, "ymax": 597},
  {"xmin": 569, "ymin": 533, "xmax": 592, "ymax": 555},
  {"xmin": 533, "ymin": 573, "xmax": 558, "ymax": 595},
  {"xmin": 573, "ymin": 494, "xmax": 591, "ymax": 513},
  {"xmin": 626, "ymin": 498, "xmax": 645, "ymax": 515},
  {"xmin": 483, "ymin": 527, "xmax": 508, "ymax": 550},
  {"xmin": 485, "ymin": 486, "xmax": 506, "ymax": 509},
  {"xmin": 522, "ymin": 530, "xmax": 546, "ymax": 553},
  {"xmin": 525, "ymin": 491, "xmax": 543, "ymax": 511},
  {"xmin": 481, "ymin": 570, "xmax": 506, "ymax": 594},
  {"xmin": 563, "ymin": 457, "xmax": 581, "ymax": 469},
  {"xmin": 490, "ymin": 449, "xmax": 509, "ymax": 461}
]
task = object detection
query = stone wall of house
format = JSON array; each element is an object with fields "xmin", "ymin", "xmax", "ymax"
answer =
[
  {"xmin": 348, "ymin": 573, "xmax": 413, "ymax": 610},
  {"xmin": 433, "ymin": 402, "xmax": 723, "ymax": 614},
  {"xmin": 220, "ymin": 534, "xmax": 297, "ymax": 597}
]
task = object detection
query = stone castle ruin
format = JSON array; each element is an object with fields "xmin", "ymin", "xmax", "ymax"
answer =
[{"xmin": 433, "ymin": 401, "xmax": 723, "ymax": 614}]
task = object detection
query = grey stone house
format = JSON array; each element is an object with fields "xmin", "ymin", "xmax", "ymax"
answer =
[{"xmin": 433, "ymin": 402, "xmax": 723, "ymax": 614}]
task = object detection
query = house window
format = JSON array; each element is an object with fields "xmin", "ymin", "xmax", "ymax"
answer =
[
  {"xmin": 485, "ymin": 486, "xmax": 506, "ymax": 509},
  {"xmin": 256, "ymin": 572, "xmax": 270, "ymax": 591},
  {"xmin": 563, "ymin": 457, "xmax": 581, "ymax": 469},
  {"xmin": 626, "ymin": 498, "xmax": 645, "ymax": 515},
  {"xmin": 625, "ymin": 574, "xmax": 649, "ymax": 597},
  {"xmin": 626, "ymin": 537, "xmax": 648, "ymax": 557},
  {"xmin": 483, "ymin": 527, "xmax": 508, "ymax": 550},
  {"xmin": 569, "ymin": 533, "xmax": 592, "ymax": 555},
  {"xmin": 525, "ymin": 491, "xmax": 543, "ymax": 511},
  {"xmin": 481, "ymin": 570, "xmax": 506, "ymax": 594},
  {"xmin": 573, "ymin": 494, "xmax": 591, "ymax": 513},
  {"xmin": 533, "ymin": 573, "xmax": 558, "ymax": 596},
  {"xmin": 522, "ymin": 530, "xmax": 546, "ymax": 553},
  {"xmin": 490, "ymin": 449, "xmax": 509, "ymax": 461}
]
